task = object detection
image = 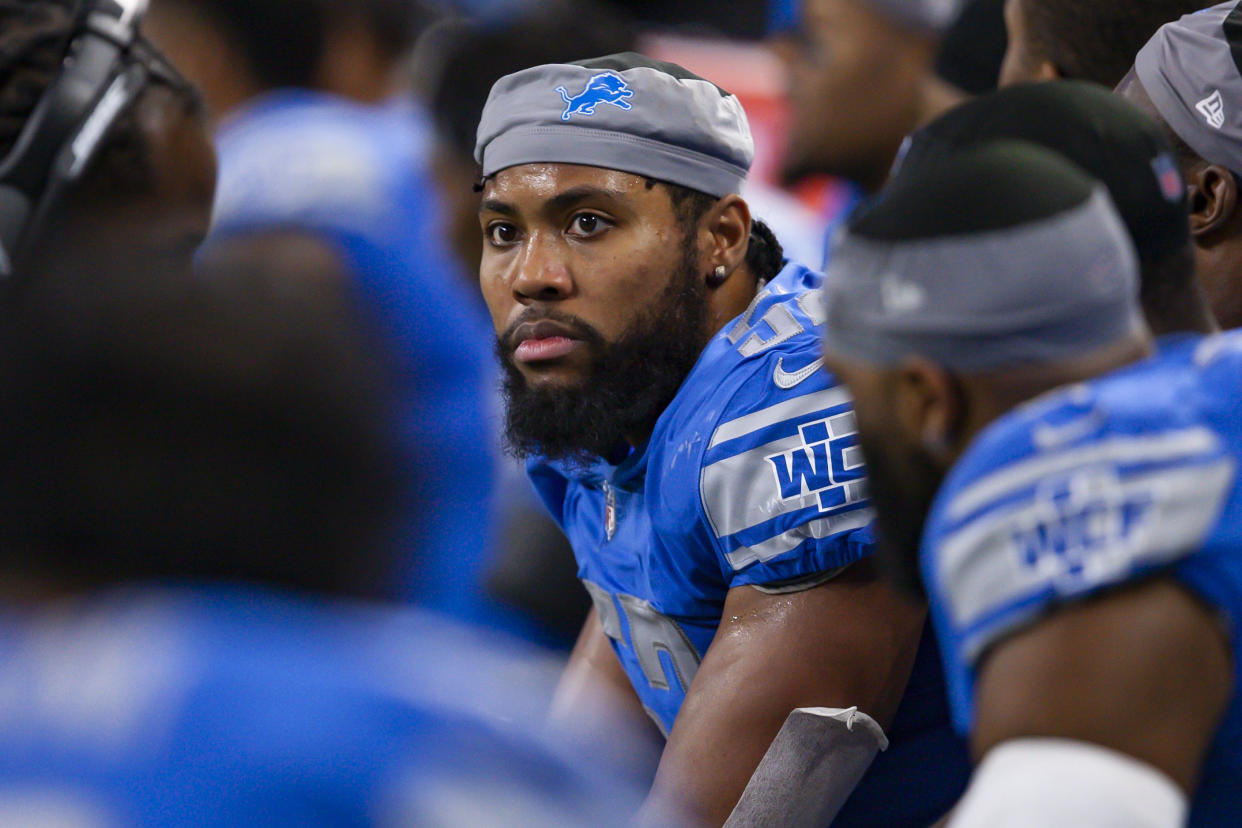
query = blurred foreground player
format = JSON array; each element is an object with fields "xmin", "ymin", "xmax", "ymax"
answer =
[
  {"xmin": 0, "ymin": 5, "xmax": 642, "ymax": 823},
  {"xmin": 477, "ymin": 54, "xmax": 970, "ymax": 826},
  {"xmin": 145, "ymin": 0, "xmax": 513, "ymax": 631},
  {"xmin": 823, "ymin": 144, "xmax": 1240, "ymax": 826},
  {"xmin": 1119, "ymin": 2, "xmax": 1242, "ymax": 330},
  {"xmin": 0, "ymin": 271, "xmax": 642, "ymax": 826}
]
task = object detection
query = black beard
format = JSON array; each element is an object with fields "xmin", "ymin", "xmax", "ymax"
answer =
[
  {"xmin": 857, "ymin": 429, "xmax": 945, "ymax": 601},
  {"xmin": 498, "ymin": 245, "xmax": 709, "ymax": 467}
]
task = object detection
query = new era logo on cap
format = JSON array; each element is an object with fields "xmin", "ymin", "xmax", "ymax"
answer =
[{"xmin": 1197, "ymin": 89, "xmax": 1226, "ymax": 129}]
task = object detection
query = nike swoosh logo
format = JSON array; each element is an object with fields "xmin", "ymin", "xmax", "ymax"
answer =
[
  {"xmin": 1032, "ymin": 413, "xmax": 1103, "ymax": 450},
  {"xmin": 773, "ymin": 357, "xmax": 824, "ymax": 389}
]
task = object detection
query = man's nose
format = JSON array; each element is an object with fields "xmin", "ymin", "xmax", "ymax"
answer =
[{"xmin": 512, "ymin": 232, "xmax": 574, "ymax": 303}]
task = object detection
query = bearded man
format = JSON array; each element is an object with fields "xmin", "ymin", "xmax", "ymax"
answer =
[{"xmin": 475, "ymin": 53, "xmax": 970, "ymax": 827}]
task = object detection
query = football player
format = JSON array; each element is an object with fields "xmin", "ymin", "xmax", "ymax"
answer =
[
  {"xmin": 0, "ymin": 1, "xmax": 644, "ymax": 824},
  {"xmin": 1116, "ymin": 2, "xmax": 1242, "ymax": 331},
  {"xmin": 145, "ymin": 0, "xmax": 523, "ymax": 633},
  {"xmin": 823, "ymin": 141, "xmax": 1240, "ymax": 826},
  {"xmin": 476, "ymin": 53, "xmax": 971, "ymax": 826},
  {"xmin": 895, "ymin": 80, "xmax": 1216, "ymax": 338},
  {"xmin": 780, "ymin": 0, "xmax": 967, "ymax": 194}
]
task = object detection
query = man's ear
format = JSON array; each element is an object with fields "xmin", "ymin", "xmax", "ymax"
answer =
[
  {"xmin": 893, "ymin": 356, "xmax": 964, "ymax": 468},
  {"xmin": 1188, "ymin": 163, "xmax": 1239, "ymax": 239},
  {"xmin": 704, "ymin": 195, "xmax": 752, "ymax": 285}
]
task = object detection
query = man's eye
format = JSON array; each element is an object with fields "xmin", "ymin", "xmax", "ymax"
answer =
[
  {"xmin": 487, "ymin": 223, "xmax": 519, "ymax": 246},
  {"xmin": 568, "ymin": 214, "xmax": 609, "ymax": 237}
]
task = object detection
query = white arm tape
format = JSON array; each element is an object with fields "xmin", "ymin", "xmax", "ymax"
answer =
[
  {"xmin": 724, "ymin": 707, "xmax": 888, "ymax": 828},
  {"xmin": 949, "ymin": 738, "xmax": 1188, "ymax": 828}
]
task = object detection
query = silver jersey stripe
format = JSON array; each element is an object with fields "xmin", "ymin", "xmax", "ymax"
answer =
[
  {"xmin": 702, "ymin": 431, "xmax": 816, "ymax": 538},
  {"xmin": 725, "ymin": 508, "xmax": 874, "ymax": 570},
  {"xmin": 707, "ymin": 386, "xmax": 852, "ymax": 449},
  {"xmin": 946, "ymin": 427, "xmax": 1222, "ymax": 522},
  {"xmin": 937, "ymin": 459, "xmax": 1235, "ymax": 649}
]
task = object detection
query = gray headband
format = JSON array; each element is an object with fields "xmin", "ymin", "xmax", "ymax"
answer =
[
  {"xmin": 1135, "ymin": 2, "xmax": 1242, "ymax": 175},
  {"xmin": 475, "ymin": 58, "xmax": 754, "ymax": 197},
  {"xmin": 822, "ymin": 187, "xmax": 1144, "ymax": 371},
  {"xmin": 866, "ymin": 0, "xmax": 965, "ymax": 33}
]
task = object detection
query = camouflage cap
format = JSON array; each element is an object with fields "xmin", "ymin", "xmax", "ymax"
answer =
[
  {"xmin": 1135, "ymin": 1, "xmax": 1242, "ymax": 175},
  {"xmin": 474, "ymin": 52, "xmax": 754, "ymax": 197}
]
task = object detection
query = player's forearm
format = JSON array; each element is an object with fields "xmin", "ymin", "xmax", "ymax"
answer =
[
  {"xmin": 640, "ymin": 692, "xmax": 791, "ymax": 826},
  {"xmin": 641, "ymin": 576, "xmax": 926, "ymax": 825},
  {"xmin": 548, "ymin": 609, "xmax": 665, "ymax": 774}
]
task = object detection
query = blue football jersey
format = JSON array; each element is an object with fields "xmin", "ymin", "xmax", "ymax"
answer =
[
  {"xmin": 923, "ymin": 333, "xmax": 1242, "ymax": 826},
  {"xmin": 209, "ymin": 92, "xmax": 519, "ymax": 633},
  {"xmin": 0, "ymin": 584, "xmax": 640, "ymax": 826},
  {"xmin": 530, "ymin": 261, "xmax": 970, "ymax": 826}
]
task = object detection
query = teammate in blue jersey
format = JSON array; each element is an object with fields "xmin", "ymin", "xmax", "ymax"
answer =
[
  {"xmin": 0, "ymin": 584, "xmax": 643, "ymax": 827},
  {"xmin": 0, "ymin": 2, "xmax": 642, "ymax": 805},
  {"xmin": 143, "ymin": 1, "xmax": 524, "ymax": 633},
  {"xmin": 476, "ymin": 53, "xmax": 971, "ymax": 826},
  {"xmin": 0, "ymin": 268, "xmax": 644, "ymax": 827},
  {"xmin": 823, "ymin": 141, "xmax": 1240, "ymax": 826}
]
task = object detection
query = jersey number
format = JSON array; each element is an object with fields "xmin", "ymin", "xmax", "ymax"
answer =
[
  {"xmin": 583, "ymin": 581, "xmax": 701, "ymax": 696},
  {"xmin": 728, "ymin": 288, "xmax": 826, "ymax": 357}
]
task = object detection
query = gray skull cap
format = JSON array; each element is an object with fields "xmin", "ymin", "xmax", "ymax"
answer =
[
  {"xmin": 1135, "ymin": 1, "xmax": 1242, "ymax": 175},
  {"xmin": 822, "ymin": 141, "xmax": 1143, "ymax": 372},
  {"xmin": 475, "ymin": 52, "xmax": 754, "ymax": 198}
]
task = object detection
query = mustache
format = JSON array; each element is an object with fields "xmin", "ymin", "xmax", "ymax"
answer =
[{"xmin": 498, "ymin": 309, "xmax": 606, "ymax": 354}]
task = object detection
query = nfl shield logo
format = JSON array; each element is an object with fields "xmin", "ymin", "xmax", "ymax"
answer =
[
  {"xmin": 1151, "ymin": 153, "xmax": 1184, "ymax": 202},
  {"xmin": 604, "ymin": 482, "xmax": 617, "ymax": 542}
]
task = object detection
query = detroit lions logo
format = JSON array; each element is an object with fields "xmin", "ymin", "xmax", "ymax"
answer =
[
  {"xmin": 1010, "ymin": 467, "xmax": 1155, "ymax": 589},
  {"xmin": 766, "ymin": 412, "xmax": 868, "ymax": 513},
  {"xmin": 557, "ymin": 72, "xmax": 634, "ymax": 122}
]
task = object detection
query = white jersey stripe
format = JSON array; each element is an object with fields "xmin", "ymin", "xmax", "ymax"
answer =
[
  {"xmin": 707, "ymin": 386, "xmax": 852, "ymax": 449},
  {"xmin": 946, "ymin": 428, "xmax": 1222, "ymax": 522},
  {"xmin": 725, "ymin": 508, "xmax": 874, "ymax": 570},
  {"xmin": 938, "ymin": 459, "xmax": 1235, "ymax": 642}
]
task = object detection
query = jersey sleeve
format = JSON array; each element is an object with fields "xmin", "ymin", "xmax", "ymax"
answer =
[
  {"xmin": 924, "ymin": 405, "xmax": 1237, "ymax": 725},
  {"xmin": 694, "ymin": 335, "xmax": 875, "ymax": 591},
  {"xmin": 211, "ymin": 106, "xmax": 418, "ymax": 242}
]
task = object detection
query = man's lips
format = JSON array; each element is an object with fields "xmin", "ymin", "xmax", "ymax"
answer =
[
  {"xmin": 515, "ymin": 336, "xmax": 582, "ymax": 363},
  {"xmin": 511, "ymin": 319, "xmax": 584, "ymax": 364}
]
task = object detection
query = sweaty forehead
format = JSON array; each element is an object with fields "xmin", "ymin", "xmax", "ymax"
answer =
[{"xmin": 481, "ymin": 163, "xmax": 670, "ymax": 210}]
